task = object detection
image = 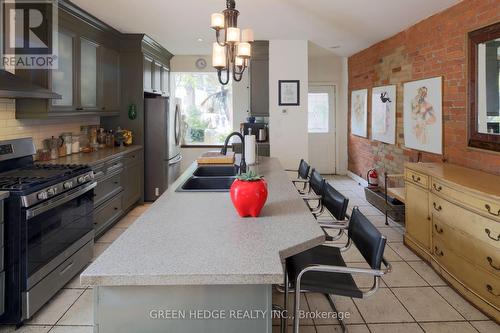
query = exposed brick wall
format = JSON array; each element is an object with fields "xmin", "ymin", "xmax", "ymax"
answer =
[{"xmin": 348, "ymin": 0, "xmax": 500, "ymax": 181}]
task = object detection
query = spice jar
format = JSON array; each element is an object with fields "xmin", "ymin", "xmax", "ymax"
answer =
[
  {"xmin": 61, "ymin": 132, "xmax": 72, "ymax": 155},
  {"xmin": 72, "ymin": 134, "xmax": 80, "ymax": 153}
]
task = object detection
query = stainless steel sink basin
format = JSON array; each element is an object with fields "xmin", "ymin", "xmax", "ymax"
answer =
[
  {"xmin": 192, "ymin": 165, "xmax": 238, "ymax": 177},
  {"xmin": 178, "ymin": 176, "xmax": 236, "ymax": 192}
]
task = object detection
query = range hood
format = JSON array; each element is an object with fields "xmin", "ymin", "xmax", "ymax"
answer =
[{"xmin": 0, "ymin": 70, "xmax": 61, "ymax": 99}]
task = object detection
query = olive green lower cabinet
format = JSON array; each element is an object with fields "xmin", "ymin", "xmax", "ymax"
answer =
[{"xmin": 93, "ymin": 149, "xmax": 143, "ymax": 238}]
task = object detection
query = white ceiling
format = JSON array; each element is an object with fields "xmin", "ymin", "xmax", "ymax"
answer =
[{"xmin": 71, "ymin": 0, "xmax": 460, "ymax": 57}]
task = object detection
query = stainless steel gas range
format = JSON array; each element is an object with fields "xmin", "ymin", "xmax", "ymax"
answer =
[{"xmin": 0, "ymin": 138, "xmax": 96, "ymax": 326}]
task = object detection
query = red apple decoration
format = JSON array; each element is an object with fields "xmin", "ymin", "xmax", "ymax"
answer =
[{"xmin": 230, "ymin": 171, "xmax": 268, "ymax": 217}]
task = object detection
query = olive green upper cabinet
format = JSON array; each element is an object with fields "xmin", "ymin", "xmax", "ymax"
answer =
[
  {"xmin": 143, "ymin": 56, "xmax": 153, "ymax": 93},
  {"xmin": 100, "ymin": 47, "xmax": 121, "ymax": 112},
  {"xmin": 250, "ymin": 41, "xmax": 269, "ymax": 117},
  {"xmin": 161, "ymin": 65, "xmax": 170, "ymax": 96},
  {"xmin": 152, "ymin": 61, "xmax": 162, "ymax": 94},
  {"xmin": 80, "ymin": 38, "xmax": 99, "ymax": 110},
  {"xmin": 51, "ymin": 30, "xmax": 76, "ymax": 111}
]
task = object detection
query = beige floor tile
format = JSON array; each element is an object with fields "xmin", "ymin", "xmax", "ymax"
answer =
[
  {"xmin": 365, "ymin": 215, "xmax": 401, "ymax": 228},
  {"xmin": 96, "ymin": 227, "xmax": 126, "ymax": 243},
  {"xmin": 316, "ymin": 324, "xmax": 370, "ymax": 332},
  {"xmin": 353, "ymin": 288, "xmax": 414, "ymax": 324},
  {"xmin": 91, "ymin": 242, "xmax": 111, "ymax": 262},
  {"xmin": 49, "ymin": 327, "xmax": 93, "ymax": 333},
  {"xmin": 470, "ymin": 320, "xmax": 500, "ymax": 333},
  {"xmin": 351, "ymin": 206, "xmax": 383, "ymax": 217},
  {"xmin": 381, "ymin": 262, "xmax": 428, "ymax": 287},
  {"xmin": 0, "ymin": 326, "xmax": 51, "ymax": 333},
  {"xmin": 127, "ymin": 204, "xmax": 151, "ymax": 217},
  {"xmin": 407, "ymin": 261, "xmax": 446, "ymax": 286},
  {"xmin": 27, "ymin": 289, "xmax": 84, "ymax": 325},
  {"xmin": 434, "ymin": 287, "xmax": 488, "ymax": 321},
  {"xmin": 57, "ymin": 290, "xmax": 93, "ymax": 326},
  {"xmin": 368, "ymin": 323, "xmax": 423, "ymax": 333},
  {"xmin": 64, "ymin": 271, "xmax": 88, "ymax": 289},
  {"xmin": 376, "ymin": 227, "xmax": 404, "ymax": 242},
  {"xmin": 114, "ymin": 214, "xmax": 138, "ymax": 228},
  {"xmin": 305, "ymin": 293, "xmax": 342, "ymax": 325},
  {"xmin": 388, "ymin": 243, "xmax": 422, "ymax": 261},
  {"xmin": 420, "ymin": 322, "xmax": 477, "ymax": 333},
  {"xmin": 329, "ymin": 295, "xmax": 370, "ymax": 325},
  {"xmin": 392, "ymin": 287, "xmax": 463, "ymax": 322}
]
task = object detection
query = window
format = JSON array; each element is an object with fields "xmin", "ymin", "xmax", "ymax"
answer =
[
  {"xmin": 308, "ymin": 92, "xmax": 329, "ymax": 133},
  {"xmin": 173, "ymin": 72, "xmax": 233, "ymax": 145}
]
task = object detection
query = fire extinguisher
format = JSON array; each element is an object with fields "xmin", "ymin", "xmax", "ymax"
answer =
[{"xmin": 367, "ymin": 169, "xmax": 379, "ymax": 188}]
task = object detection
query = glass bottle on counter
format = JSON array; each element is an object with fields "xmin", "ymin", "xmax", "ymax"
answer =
[
  {"xmin": 98, "ymin": 128, "xmax": 106, "ymax": 148},
  {"xmin": 105, "ymin": 130, "xmax": 115, "ymax": 148}
]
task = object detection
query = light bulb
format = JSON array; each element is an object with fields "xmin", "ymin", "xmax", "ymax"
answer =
[
  {"xmin": 241, "ymin": 29, "xmax": 254, "ymax": 43},
  {"xmin": 212, "ymin": 43, "xmax": 226, "ymax": 68},
  {"xmin": 226, "ymin": 27, "xmax": 240, "ymax": 43},
  {"xmin": 210, "ymin": 13, "xmax": 224, "ymax": 29},
  {"xmin": 237, "ymin": 42, "xmax": 251, "ymax": 58}
]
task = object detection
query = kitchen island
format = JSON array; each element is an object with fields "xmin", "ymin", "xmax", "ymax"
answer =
[{"xmin": 81, "ymin": 157, "xmax": 325, "ymax": 333}]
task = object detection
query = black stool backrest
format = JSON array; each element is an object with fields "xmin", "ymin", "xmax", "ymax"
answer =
[
  {"xmin": 310, "ymin": 169, "xmax": 325, "ymax": 196},
  {"xmin": 323, "ymin": 183, "xmax": 349, "ymax": 221},
  {"xmin": 298, "ymin": 159, "xmax": 310, "ymax": 180},
  {"xmin": 348, "ymin": 208, "xmax": 386, "ymax": 269}
]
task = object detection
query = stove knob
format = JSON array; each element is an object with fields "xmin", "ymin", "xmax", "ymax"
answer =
[
  {"xmin": 77, "ymin": 176, "xmax": 85, "ymax": 184},
  {"xmin": 63, "ymin": 181, "xmax": 73, "ymax": 189},
  {"xmin": 47, "ymin": 188, "xmax": 56, "ymax": 196},
  {"xmin": 37, "ymin": 191, "xmax": 48, "ymax": 200},
  {"xmin": 84, "ymin": 175, "xmax": 91, "ymax": 182}
]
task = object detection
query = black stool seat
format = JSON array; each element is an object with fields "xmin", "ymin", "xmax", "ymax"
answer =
[{"xmin": 286, "ymin": 245, "xmax": 363, "ymax": 298}]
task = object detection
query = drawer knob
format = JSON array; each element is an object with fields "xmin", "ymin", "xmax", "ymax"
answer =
[
  {"xmin": 434, "ymin": 246, "xmax": 444, "ymax": 257},
  {"xmin": 485, "ymin": 228, "xmax": 500, "ymax": 241},
  {"xmin": 486, "ymin": 284, "xmax": 500, "ymax": 297},
  {"xmin": 434, "ymin": 224, "xmax": 444, "ymax": 234},
  {"xmin": 411, "ymin": 175, "xmax": 421, "ymax": 182},
  {"xmin": 487, "ymin": 257, "xmax": 500, "ymax": 271},
  {"xmin": 485, "ymin": 204, "xmax": 500, "ymax": 217},
  {"xmin": 433, "ymin": 183, "xmax": 442, "ymax": 191},
  {"xmin": 433, "ymin": 202, "xmax": 442, "ymax": 212}
]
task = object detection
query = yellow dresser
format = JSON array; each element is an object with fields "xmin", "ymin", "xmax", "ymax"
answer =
[{"xmin": 404, "ymin": 163, "xmax": 500, "ymax": 322}]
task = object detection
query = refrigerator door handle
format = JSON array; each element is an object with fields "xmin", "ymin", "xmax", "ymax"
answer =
[
  {"xmin": 169, "ymin": 154, "xmax": 182, "ymax": 166},
  {"xmin": 174, "ymin": 104, "xmax": 181, "ymax": 146}
]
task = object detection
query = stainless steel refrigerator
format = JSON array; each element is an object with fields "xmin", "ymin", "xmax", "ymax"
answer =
[
  {"xmin": 168, "ymin": 98, "xmax": 182, "ymax": 185},
  {"xmin": 144, "ymin": 96, "xmax": 182, "ymax": 201}
]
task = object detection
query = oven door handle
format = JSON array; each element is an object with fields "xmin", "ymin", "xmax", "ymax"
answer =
[{"xmin": 26, "ymin": 181, "xmax": 97, "ymax": 220}]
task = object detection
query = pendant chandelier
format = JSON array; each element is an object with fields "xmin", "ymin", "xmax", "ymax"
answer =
[{"xmin": 211, "ymin": 0, "xmax": 254, "ymax": 85}]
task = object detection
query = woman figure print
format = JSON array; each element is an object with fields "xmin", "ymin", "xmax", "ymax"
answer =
[{"xmin": 411, "ymin": 86, "xmax": 436, "ymax": 144}]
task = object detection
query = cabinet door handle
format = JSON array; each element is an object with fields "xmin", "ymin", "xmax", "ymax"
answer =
[
  {"xmin": 433, "ymin": 183, "xmax": 442, "ymax": 191},
  {"xmin": 487, "ymin": 257, "xmax": 500, "ymax": 270},
  {"xmin": 76, "ymin": 107, "xmax": 84, "ymax": 111},
  {"xmin": 434, "ymin": 224, "xmax": 443, "ymax": 234},
  {"xmin": 434, "ymin": 246, "xmax": 444, "ymax": 256},
  {"xmin": 411, "ymin": 175, "xmax": 421, "ymax": 182},
  {"xmin": 485, "ymin": 228, "xmax": 500, "ymax": 241},
  {"xmin": 486, "ymin": 284, "xmax": 500, "ymax": 296},
  {"xmin": 485, "ymin": 204, "xmax": 500, "ymax": 217},
  {"xmin": 433, "ymin": 202, "xmax": 442, "ymax": 212},
  {"xmin": 114, "ymin": 207, "xmax": 118, "ymax": 211}
]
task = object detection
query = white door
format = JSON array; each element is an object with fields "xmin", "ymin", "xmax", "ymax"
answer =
[{"xmin": 308, "ymin": 85, "xmax": 336, "ymax": 174}]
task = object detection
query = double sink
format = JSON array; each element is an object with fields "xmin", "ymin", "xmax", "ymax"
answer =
[{"xmin": 177, "ymin": 165, "xmax": 238, "ymax": 192}]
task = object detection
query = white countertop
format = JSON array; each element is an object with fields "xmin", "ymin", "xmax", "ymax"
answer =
[{"xmin": 81, "ymin": 157, "xmax": 325, "ymax": 286}]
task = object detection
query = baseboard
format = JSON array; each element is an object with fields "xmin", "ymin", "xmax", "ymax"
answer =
[{"xmin": 347, "ymin": 170, "xmax": 368, "ymax": 187}]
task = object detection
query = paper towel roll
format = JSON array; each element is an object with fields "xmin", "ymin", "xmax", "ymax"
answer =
[{"xmin": 245, "ymin": 135, "xmax": 256, "ymax": 165}]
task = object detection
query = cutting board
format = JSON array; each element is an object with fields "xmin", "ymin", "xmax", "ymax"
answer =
[{"xmin": 197, "ymin": 151, "xmax": 235, "ymax": 164}]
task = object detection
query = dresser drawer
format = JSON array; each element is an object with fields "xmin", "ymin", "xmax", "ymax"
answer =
[
  {"xmin": 431, "ymin": 179, "xmax": 500, "ymax": 223},
  {"xmin": 405, "ymin": 169, "xmax": 428, "ymax": 188},
  {"xmin": 433, "ymin": 217, "xmax": 500, "ymax": 276},
  {"xmin": 431, "ymin": 194, "xmax": 500, "ymax": 249},
  {"xmin": 433, "ymin": 234, "xmax": 500, "ymax": 308}
]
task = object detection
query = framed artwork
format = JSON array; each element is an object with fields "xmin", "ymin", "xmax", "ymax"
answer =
[
  {"xmin": 350, "ymin": 89, "xmax": 368, "ymax": 137},
  {"xmin": 371, "ymin": 85, "xmax": 397, "ymax": 144},
  {"xmin": 279, "ymin": 80, "xmax": 300, "ymax": 106},
  {"xmin": 403, "ymin": 76, "xmax": 443, "ymax": 155}
]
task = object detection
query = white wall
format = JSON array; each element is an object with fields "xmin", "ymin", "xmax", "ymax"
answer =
[
  {"xmin": 269, "ymin": 40, "xmax": 309, "ymax": 170},
  {"xmin": 307, "ymin": 43, "xmax": 349, "ymax": 175}
]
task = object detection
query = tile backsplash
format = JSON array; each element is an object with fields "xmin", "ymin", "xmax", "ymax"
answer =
[{"xmin": 0, "ymin": 98, "xmax": 99, "ymax": 150}]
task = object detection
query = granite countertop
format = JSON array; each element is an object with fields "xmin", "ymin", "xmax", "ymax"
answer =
[
  {"xmin": 0, "ymin": 191, "xmax": 9, "ymax": 200},
  {"xmin": 81, "ymin": 157, "xmax": 325, "ymax": 286},
  {"xmin": 39, "ymin": 145, "xmax": 142, "ymax": 166}
]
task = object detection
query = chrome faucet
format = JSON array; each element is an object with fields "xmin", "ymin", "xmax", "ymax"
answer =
[{"xmin": 221, "ymin": 132, "xmax": 247, "ymax": 174}]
